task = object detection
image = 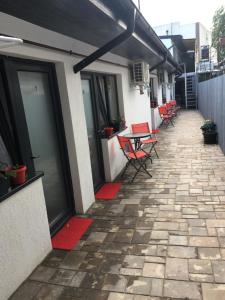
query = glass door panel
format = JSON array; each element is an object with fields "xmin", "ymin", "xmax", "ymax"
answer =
[
  {"xmin": 82, "ymin": 79, "xmax": 104, "ymax": 190},
  {"xmin": 18, "ymin": 71, "xmax": 70, "ymax": 225}
]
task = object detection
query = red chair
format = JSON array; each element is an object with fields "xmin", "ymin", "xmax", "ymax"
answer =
[
  {"xmin": 117, "ymin": 135, "xmax": 152, "ymax": 182},
  {"xmin": 170, "ymin": 100, "xmax": 181, "ymax": 114},
  {"xmin": 159, "ymin": 106, "xmax": 174, "ymax": 127},
  {"xmin": 165, "ymin": 102, "xmax": 177, "ymax": 117},
  {"xmin": 131, "ymin": 122, "xmax": 159, "ymax": 158}
]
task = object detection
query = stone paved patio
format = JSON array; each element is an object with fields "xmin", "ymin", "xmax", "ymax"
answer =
[{"xmin": 11, "ymin": 111, "xmax": 225, "ymax": 299}]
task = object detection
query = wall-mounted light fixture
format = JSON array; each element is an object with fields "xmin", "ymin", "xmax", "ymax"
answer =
[{"xmin": 0, "ymin": 36, "xmax": 23, "ymax": 49}]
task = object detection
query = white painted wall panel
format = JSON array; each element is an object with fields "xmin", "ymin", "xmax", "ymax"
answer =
[{"xmin": 0, "ymin": 179, "xmax": 51, "ymax": 300}]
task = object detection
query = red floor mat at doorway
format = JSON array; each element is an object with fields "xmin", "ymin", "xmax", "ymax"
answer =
[
  {"xmin": 95, "ymin": 182, "xmax": 122, "ymax": 200},
  {"xmin": 51, "ymin": 217, "xmax": 93, "ymax": 250}
]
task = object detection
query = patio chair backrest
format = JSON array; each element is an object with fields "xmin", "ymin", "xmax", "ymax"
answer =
[
  {"xmin": 131, "ymin": 122, "xmax": 150, "ymax": 134},
  {"xmin": 171, "ymin": 100, "xmax": 176, "ymax": 106},
  {"xmin": 159, "ymin": 106, "xmax": 168, "ymax": 115},
  {"xmin": 117, "ymin": 135, "xmax": 134, "ymax": 154},
  {"xmin": 166, "ymin": 102, "xmax": 172, "ymax": 109}
]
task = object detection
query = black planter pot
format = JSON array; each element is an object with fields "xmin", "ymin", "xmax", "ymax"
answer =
[
  {"xmin": 0, "ymin": 178, "xmax": 10, "ymax": 197},
  {"xmin": 203, "ymin": 131, "xmax": 218, "ymax": 144}
]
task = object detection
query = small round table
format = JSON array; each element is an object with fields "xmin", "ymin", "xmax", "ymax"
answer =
[{"xmin": 124, "ymin": 132, "xmax": 152, "ymax": 150}]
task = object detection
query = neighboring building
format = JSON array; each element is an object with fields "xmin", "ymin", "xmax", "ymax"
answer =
[
  {"xmin": 154, "ymin": 22, "xmax": 216, "ymax": 108},
  {"xmin": 0, "ymin": 1, "xmax": 178, "ymax": 298},
  {"xmin": 154, "ymin": 22, "xmax": 216, "ymax": 73}
]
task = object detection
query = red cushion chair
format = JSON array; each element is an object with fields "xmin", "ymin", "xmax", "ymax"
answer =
[
  {"xmin": 117, "ymin": 135, "xmax": 152, "ymax": 182},
  {"xmin": 159, "ymin": 106, "xmax": 174, "ymax": 127},
  {"xmin": 131, "ymin": 122, "xmax": 159, "ymax": 158}
]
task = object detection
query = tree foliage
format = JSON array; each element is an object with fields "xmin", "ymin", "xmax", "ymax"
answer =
[{"xmin": 212, "ymin": 6, "xmax": 225, "ymax": 62}]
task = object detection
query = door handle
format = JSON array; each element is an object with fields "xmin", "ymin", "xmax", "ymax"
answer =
[{"xmin": 31, "ymin": 155, "xmax": 40, "ymax": 160}]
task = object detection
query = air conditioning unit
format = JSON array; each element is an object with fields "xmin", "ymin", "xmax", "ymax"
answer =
[{"xmin": 131, "ymin": 61, "xmax": 150, "ymax": 86}]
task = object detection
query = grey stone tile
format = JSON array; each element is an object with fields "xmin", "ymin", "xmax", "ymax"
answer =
[
  {"xmin": 114, "ymin": 229, "xmax": 134, "ymax": 243},
  {"xmin": 42, "ymin": 250, "xmax": 67, "ymax": 268},
  {"xmin": 100, "ymin": 254, "xmax": 124, "ymax": 274},
  {"xmin": 126, "ymin": 277, "xmax": 151, "ymax": 295},
  {"xmin": 49, "ymin": 269, "xmax": 75, "ymax": 285},
  {"xmin": 189, "ymin": 273, "xmax": 214, "ymax": 282},
  {"xmin": 189, "ymin": 236, "xmax": 219, "ymax": 247},
  {"xmin": 60, "ymin": 251, "xmax": 87, "ymax": 270},
  {"xmin": 132, "ymin": 230, "xmax": 151, "ymax": 244},
  {"xmin": 10, "ymin": 281, "xmax": 43, "ymax": 300},
  {"xmin": 167, "ymin": 246, "xmax": 197, "ymax": 258},
  {"xmin": 165, "ymin": 258, "xmax": 188, "ymax": 280},
  {"xmin": 189, "ymin": 259, "xmax": 212, "ymax": 274},
  {"xmin": 169, "ymin": 235, "xmax": 188, "ymax": 246},
  {"xmin": 163, "ymin": 280, "xmax": 201, "ymax": 299},
  {"xmin": 212, "ymin": 261, "xmax": 225, "ymax": 283},
  {"xmin": 150, "ymin": 278, "xmax": 163, "ymax": 297},
  {"xmin": 102, "ymin": 274, "xmax": 128, "ymax": 293},
  {"xmin": 202, "ymin": 283, "xmax": 225, "ymax": 300},
  {"xmin": 86, "ymin": 232, "xmax": 107, "ymax": 243},
  {"xmin": 123, "ymin": 255, "xmax": 145, "ymax": 269},
  {"xmin": 34, "ymin": 284, "xmax": 64, "ymax": 300},
  {"xmin": 133, "ymin": 244, "xmax": 157, "ymax": 256},
  {"xmin": 80, "ymin": 272, "xmax": 105, "ymax": 289},
  {"xmin": 108, "ymin": 293, "xmax": 134, "ymax": 300},
  {"xmin": 29, "ymin": 266, "xmax": 56, "ymax": 282},
  {"xmin": 70, "ymin": 271, "xmax": 86, "ymax": 287},
  {"xmin": 120, "ymin": 268, "xmax": 142, "ymax": 276},
  {"xmin": 143, "ymin": 263, "xmax": 165, "ymax": 278},
  {"xmin": 198, "ymin": 248, "xmax": 221, "ymax": 259}
]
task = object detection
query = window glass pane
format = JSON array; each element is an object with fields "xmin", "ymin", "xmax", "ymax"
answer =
[
  {"xmin": 0, "ymin": 134, "xmax": 11, "ymax": 166},
  {"xmin": 106, "ymin": 76, "xmax": 119, "ymax": 121},
  {"xmin": 96, "ymin": 76, "xmax": 108, "ymax": 128}
]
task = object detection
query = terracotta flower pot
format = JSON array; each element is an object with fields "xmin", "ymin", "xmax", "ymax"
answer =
[
  {"xmin": 104, "ymin": 127, "xmax": 114, "ymax": 137},
  {"xmin": 11, "ymin": 165, "xmax": 27, "ymax": 185}
]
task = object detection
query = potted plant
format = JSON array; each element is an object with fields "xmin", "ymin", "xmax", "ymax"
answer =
[
  {"xmin": 110, "ymin": 116, "xmax": 126, "ymax": 132},
  {"xmin": 0, "ymin": 161, "xmax": 16, "ymax": 196},
  {"xmin": 11, "ymin": 164, "xmax": 27, "ymax": 186},
  {"xmin": 103, "ymin": 127, "xmax": 114, "ymax": 138},
  {"xmin": 201, "ymin": 120, "xmax": 217, "ymax": 144}
]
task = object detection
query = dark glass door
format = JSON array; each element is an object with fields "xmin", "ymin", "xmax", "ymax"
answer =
[
  {"xmin": 1, "ymin": 57, "xmax": 74, "ymax": 233},
  {"xmin": 81, "ymin": 77, "xmax": 105, "ymax": 190}
]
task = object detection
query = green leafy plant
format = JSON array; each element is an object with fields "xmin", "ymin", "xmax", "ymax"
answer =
[
  {"xmin": 200, "ymin": 120, "xmax": 216, "ymax": 133},
  {"xmin": 0, "ymin": 161, "xmax": 16, "ymax": 180},
  {"xmin": 110, "ymin": 116, "xmax": 126, "ymax": 131},
  {"xmin": 212, "ymin": 6, "xmax": 225, "ymax": 63}
]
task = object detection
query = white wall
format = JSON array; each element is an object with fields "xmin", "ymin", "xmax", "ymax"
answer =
[
  {"xmin": 0, "ymin": 12, "xmax": 151, "ymax": 212},
  {"xmin": 0, "ymin": 179, "xmax": 51, "ymax": 300}
]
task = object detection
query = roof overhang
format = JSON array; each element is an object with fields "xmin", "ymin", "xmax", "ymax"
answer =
[{"xmin": 0, "ymin": 0, "xmax": 178, "ymax": 72}]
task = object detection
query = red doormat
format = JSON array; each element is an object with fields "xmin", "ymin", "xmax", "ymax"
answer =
[
  {"xmin": 95, "ymin": 182, "xmax": 122, "ymax": 200},
  {"xmin": 51, "ymin": 217, "xmax": 93, "ymax": 250}
]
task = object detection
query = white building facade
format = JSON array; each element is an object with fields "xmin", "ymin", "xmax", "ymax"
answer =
[{"xmin": 0, "ymin": 1, "xmax": 178, "ymax": 298}]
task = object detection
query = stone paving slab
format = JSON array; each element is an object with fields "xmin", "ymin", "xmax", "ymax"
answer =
[{"xmin": 10, "ymin": 111, "xmax": 225, "ymax": 300}]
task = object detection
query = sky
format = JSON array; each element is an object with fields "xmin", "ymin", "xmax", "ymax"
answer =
[{"xmin": 133, "ymin": 0, "xmax": 225, "ymax": 30}]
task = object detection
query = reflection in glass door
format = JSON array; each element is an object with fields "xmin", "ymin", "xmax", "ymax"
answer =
[
  {"xmin": 18, "ymin": 70, "xmax": 73, "ymax": 228},
  {"xmin": 82, "ymin": 78, "xmax": 104, "ymax": 190}
]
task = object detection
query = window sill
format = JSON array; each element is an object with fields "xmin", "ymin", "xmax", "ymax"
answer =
[
  {"xmin": 101, "ymin": 127, "xmax": 127, "ymax": 140},
  {"xmin": 0, "ymin": 171, "xmax": 44, "ymax": 203}
]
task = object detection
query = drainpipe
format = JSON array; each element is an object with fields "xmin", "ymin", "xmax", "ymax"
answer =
[{"xmin": 73, "ymin": 8, "xmax": 136, "ymax": 73}]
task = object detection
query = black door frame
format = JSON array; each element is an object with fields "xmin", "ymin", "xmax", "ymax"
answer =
[
  {"xmin": 81, "ymin": 72, "xmax": 106, "ymax": 191},
  {"xmin": 0, "ymin": 55, "xmax": 75, "ymax": 235}
]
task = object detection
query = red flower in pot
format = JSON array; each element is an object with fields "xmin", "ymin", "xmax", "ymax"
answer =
[
  {"xmin": 104, "ymin": 127, "xmax": 114, "ymax": 137},
  {"xmin": 11, "ymin": 165, "xmax": 27, "ymax": 185}
]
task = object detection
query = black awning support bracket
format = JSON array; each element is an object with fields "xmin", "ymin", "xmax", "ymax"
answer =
[{"xmin": 73, "ymin": 8, "xmax": 136, "ymax": 73}]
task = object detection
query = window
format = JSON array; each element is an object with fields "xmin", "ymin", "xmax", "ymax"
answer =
[
  {"xmin": 150, "ymin": 78, "xmax": 158, "ymax": 108},
  {"xmin": 95, "ymin": 74, "xmax": 121, "ymax": 131}
]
